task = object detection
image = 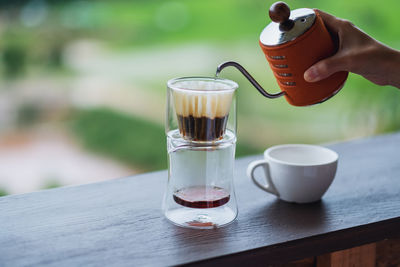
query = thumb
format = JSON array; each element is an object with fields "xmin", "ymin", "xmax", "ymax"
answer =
[{"xmin": 304, "ymin": 55, "xmax": 347, "ymax": 82}]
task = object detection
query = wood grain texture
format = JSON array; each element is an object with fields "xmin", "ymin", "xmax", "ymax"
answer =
[
  {"xmin": 317, "ymin": 243, "xmax": 376, "ymax": 267},
  {"xmin": 316, "ymin": 239, "xmax": 400, "ymax": 267},
  {"xmin": 1, "ymin": 133, "xmax": 400, "ymax": 266},
  {"xmin": 376, "ymin": 238, "xmax": 400, "ymax": 267},
  {"xmin": 331, "ymin": 243, "xmax": 376, "ymax": 267},
  {"xmin": 271, "ymin": 257, "xmax": 315, "ymax": 267}
]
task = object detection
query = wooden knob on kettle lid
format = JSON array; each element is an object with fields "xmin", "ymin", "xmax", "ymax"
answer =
[{"xmin": 269, "ymin": 1, "xmax": 294, "ymax": 31}]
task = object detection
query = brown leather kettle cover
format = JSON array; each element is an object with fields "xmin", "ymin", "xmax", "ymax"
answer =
[{"xmin": 260, "ymin": 11, "xmax": 348, "ymax": 106}]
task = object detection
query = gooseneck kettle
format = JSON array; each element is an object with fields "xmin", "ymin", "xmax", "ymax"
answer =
[{"xmin": 216, "ymin": 1, "xmax": 348, "ymax": 106}]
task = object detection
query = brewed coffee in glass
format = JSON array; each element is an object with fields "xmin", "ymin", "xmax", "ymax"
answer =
[{"xmin": 163, "ymin": 77, "xmax": 238, "ymax": 229}]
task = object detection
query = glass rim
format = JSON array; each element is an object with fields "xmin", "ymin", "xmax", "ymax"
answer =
[{"xmin": 167, "ymin": 76, "xmax": 238, "ymax": 93}]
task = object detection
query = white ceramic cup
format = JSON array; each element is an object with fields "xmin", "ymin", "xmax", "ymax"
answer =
[{"xmin": 247, "ymin": 144, "xmax": 338, "ymax": 203}]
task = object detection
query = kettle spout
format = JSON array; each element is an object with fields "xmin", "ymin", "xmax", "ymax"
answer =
[{"xmin": 216, "ymin": 61, "xmax": 285, "ymax": 99}]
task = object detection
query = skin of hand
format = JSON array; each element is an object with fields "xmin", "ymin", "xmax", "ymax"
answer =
[{"xmin": 304, "ymin": 10, "xmax": 400, "ymax": 89}]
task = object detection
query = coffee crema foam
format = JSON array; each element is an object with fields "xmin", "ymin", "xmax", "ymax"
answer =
[
  {"xmin": 172, "ymin": 80, "xmax": 234, "ymax": 141},
  {"xmin": 172, "ymin": 81, "xmax": 234, "ymax": 119}
]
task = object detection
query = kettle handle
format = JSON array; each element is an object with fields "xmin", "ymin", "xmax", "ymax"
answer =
[{"xmin": 216, "ymin": 61, "xmax": 285, "ymax": 99}]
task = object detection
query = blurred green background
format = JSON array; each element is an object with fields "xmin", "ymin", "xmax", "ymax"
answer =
[{"xmin": 0, "ymin": 0, "xmax": 399, "ymax": 195}]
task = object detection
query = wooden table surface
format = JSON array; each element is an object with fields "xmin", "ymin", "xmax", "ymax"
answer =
[{"xmin": 1, "ymin": 133, "xmax": 400, "ymax": 266}]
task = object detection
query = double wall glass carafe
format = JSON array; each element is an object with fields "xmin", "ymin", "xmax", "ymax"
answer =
[{"xmin": 163, "ymin": 77, "xmax": 238, "ymax": 229}]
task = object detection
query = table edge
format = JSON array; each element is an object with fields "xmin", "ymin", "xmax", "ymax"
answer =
[{"xmin": 185, "ymin": 217, "xmax": 400, "ymax": 266}]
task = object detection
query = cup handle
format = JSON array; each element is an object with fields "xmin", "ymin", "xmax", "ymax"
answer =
[{"xmin": 247, "ymin": 160, "xmax": 280, "ymax": 196}]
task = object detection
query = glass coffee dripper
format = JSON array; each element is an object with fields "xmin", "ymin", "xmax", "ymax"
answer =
[{"xmin": 163, "ymin": 77, "xmax": 238, "ymax": 229}]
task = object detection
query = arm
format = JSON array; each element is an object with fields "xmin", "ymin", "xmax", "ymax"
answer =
[{"xmin": 304, "ymin": 10, "xmax": 400, "ymax": 89}]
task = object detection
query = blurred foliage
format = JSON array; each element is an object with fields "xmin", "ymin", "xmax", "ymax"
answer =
[
  {"xmin": 1, "ymin": 0, "xmax": 398, "ymax": 47},
  {"xmin": 236, "ymin": 141, "xmax": 264, "ymax": 157},
  {"xmin": 0, "ymin": 0, "xmax": 398, "ymax": 172},
  {"xmin": 72, "ymin": 108, "xmax": 167, "ymax": 171},
  {"xmin": 342, "ymin": 75, "xmax": 400, "ymax": 134},
  {"xmin": 71, "ymin": 108, "xmax": 261, "ymax": 171},
  {"xmin": 2, "ymin": 43, "xmax": 27, "ymax": 78},
  {"xmin": 1, "ymin": 0, "xmax": 398, "ymax": 77},
  {"xmin": 16, "ymin": 103, "xmax": 41, "ymax": 126},
  {"xmin": 42, "ymin": 179, "xmax": 63, "ymax": 189},
  {"xmin": 0, "ymin": 0, "xmax": 71, "ymax": 7},
  {"xmin": 0, "ymin": 188, "xmax": 8, "ymax": 197}
]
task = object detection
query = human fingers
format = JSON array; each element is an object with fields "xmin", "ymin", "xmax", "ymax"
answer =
[
  {"xmin": 314, "ymin": 9, "xmax": 343, "ymax": 34},
  {"xmin": 304, "ymin": 54, "xmax": 347, "ymax": 82}
]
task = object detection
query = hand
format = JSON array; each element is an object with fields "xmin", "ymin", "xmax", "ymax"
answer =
[{"xmin": 304, "ymin": 10, "xmax": 400, "ymax": 88}]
